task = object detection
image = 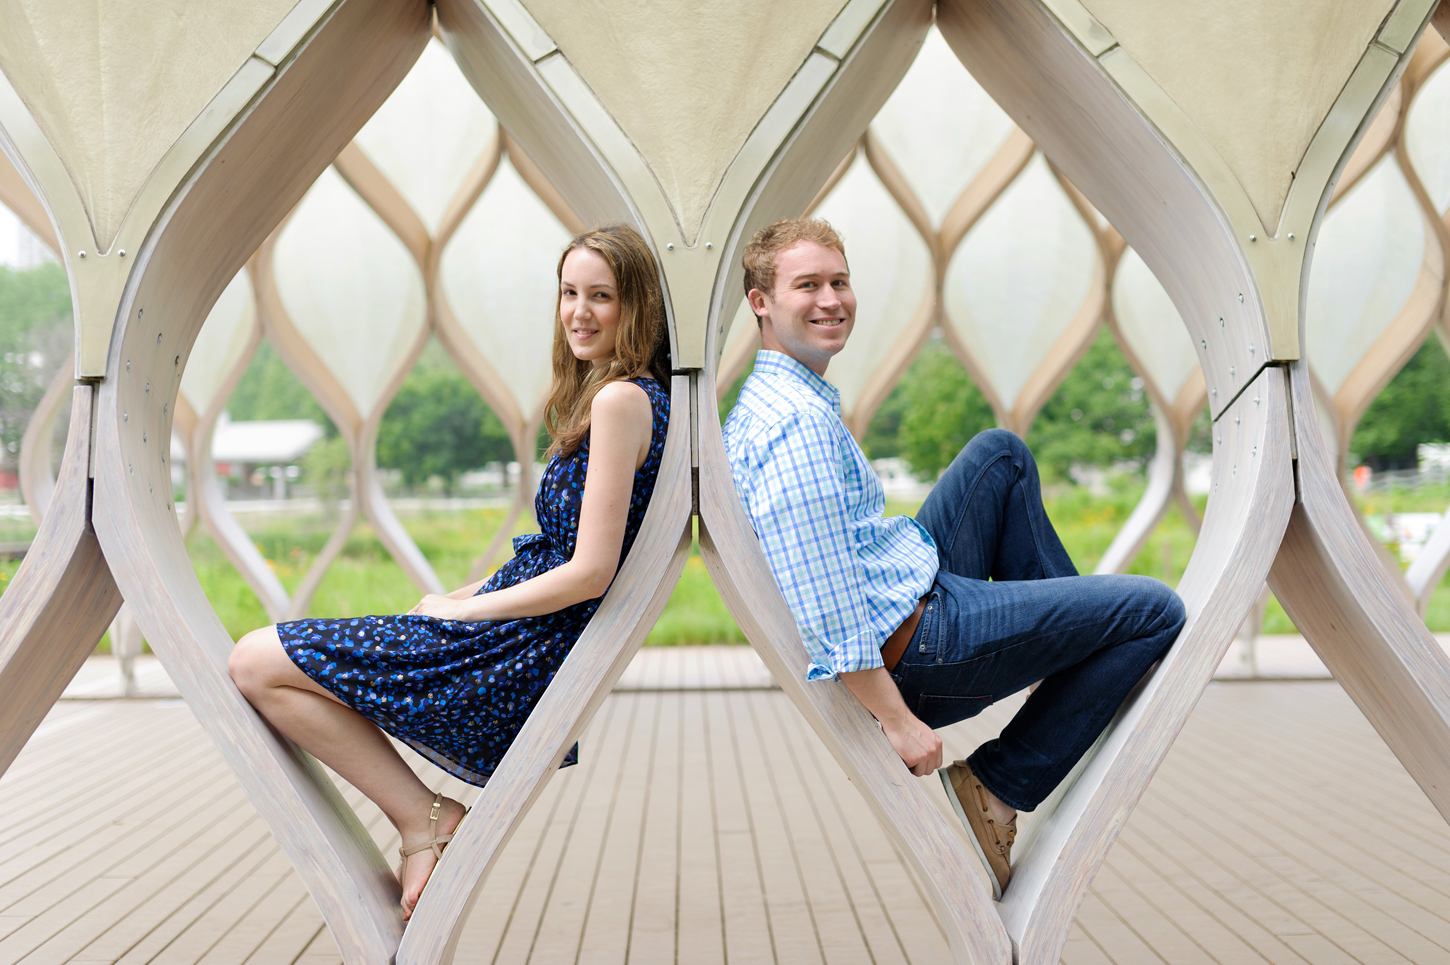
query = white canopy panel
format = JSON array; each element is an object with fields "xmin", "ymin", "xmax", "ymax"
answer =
[
  {"xmin": 273, "ymin": 168, "xmax": 428, "ymax": 420},
  {"xmin": 1407, "ymin": 60, "xmax": 1450, "ymax": 215},
  {"xmin": 1112, "ymin": 247, "xmax": 1198, "ymax": 406},
  {"xmin": 942, "ymin": 154, "xmax": 1095, "ymax": 413},
  {"xmin": 351, "ymin": 38, "xmax": 499, "ymax": 235},
  {"xmin": 439, "ymin": 154, "xmax": 571, "ymax": 425},
  {"xmin": 814, "ymin": 153, "xmax": 932, "ymax": 420},
  {"xmin": 867, "ymin": 27, "xmax": 1016, "ymax": 227},
  {"xmin": 180, "ymin": 268, "xmax": 255, "ymax": 417},
  {"xmin": 1305, "ymin": 154, "xmax": 1426, "ymax": 399}
]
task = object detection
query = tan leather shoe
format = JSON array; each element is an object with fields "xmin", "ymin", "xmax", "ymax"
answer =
[{"xmin": 941, "ymin": 760, "xmax": 1016, "ymax": 899}]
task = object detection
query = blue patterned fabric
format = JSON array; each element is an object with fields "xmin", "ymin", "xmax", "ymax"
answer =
[
  {"xmin": 722, "ymin": 351, "xmax": 937, "ymax": 680},
  {"xmin": 278, "ymin": 376, "xmax": 670, "ymax": 786}
]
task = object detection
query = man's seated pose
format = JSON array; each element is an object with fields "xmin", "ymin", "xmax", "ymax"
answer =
[{"xmin": 722, "ymin": 218, "xmax": 1186, "ymax": 898}]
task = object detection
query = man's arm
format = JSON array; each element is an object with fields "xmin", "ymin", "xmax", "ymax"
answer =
[
  {"xmin": 734, "ymin": 408, "xmax": 884, "ymax": 678},
  {"xmin": 839, "ymin": 667, "xmax": 942, "ymax": 776}
]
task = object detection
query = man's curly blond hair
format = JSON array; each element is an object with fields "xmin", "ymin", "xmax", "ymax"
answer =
[{"xmin": 741, "ymin": 219, "xmax": 847, "ymax": 325}]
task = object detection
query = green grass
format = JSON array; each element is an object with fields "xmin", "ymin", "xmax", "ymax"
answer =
[{"xmin": 4, "ymin": 480, "xmax": 1450, "ymax": 651}]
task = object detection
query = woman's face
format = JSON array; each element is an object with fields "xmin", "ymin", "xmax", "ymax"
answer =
[{"xmin": 559, "ymin": 247, "xmax": 621, "ymax": 368}]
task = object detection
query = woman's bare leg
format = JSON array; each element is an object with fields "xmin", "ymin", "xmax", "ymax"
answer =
[{"xmin": 229, "ymin": 626, "xmax": 465, "ymax": 918}]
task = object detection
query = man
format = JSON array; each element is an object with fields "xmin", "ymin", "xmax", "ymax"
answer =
[{"xmin": 722, "ymin": 218, "xmax": 1185, "ymax": 898}]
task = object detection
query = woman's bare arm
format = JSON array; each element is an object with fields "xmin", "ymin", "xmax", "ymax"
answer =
[{"xmin": 408, "ymin": 380, "xmax": 655, "ymax": 622}]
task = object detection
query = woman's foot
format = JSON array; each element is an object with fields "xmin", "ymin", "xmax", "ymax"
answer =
[{"xmin": 397, "ymin": 793, "xmax": 468, "ymax": 920}]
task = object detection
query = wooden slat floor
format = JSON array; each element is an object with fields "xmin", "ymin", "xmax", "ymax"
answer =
[{"xmin": 4, "ymin": 678, "xmax": 1449, "ymax": 963}]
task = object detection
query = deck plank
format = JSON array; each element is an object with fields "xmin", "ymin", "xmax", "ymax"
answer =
[{"xmin": 4, "ymin": 674, "xmax": 1450, "ymax": 964}]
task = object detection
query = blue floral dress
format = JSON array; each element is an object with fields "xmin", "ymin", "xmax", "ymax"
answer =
[{"xmin": 277, "ymin": 376, "xmax": 670, "ymax": 786}]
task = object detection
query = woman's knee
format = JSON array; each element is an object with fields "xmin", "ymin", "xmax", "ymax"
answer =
[{"xmin": 229, "ymin": 626, "xmax": 282, "ymax": 697}]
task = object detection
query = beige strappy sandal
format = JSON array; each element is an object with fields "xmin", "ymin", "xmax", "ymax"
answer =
[{"xmin": 398, "ymin": 792, "xmax": 458, "ymax": 876}]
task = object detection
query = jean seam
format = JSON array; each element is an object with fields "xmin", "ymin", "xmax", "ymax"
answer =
[{"xmin": 942, "ymin": 448, "xmax": 1015, "ymax": 568}]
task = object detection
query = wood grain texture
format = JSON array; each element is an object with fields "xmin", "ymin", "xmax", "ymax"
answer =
[
  {"xmin": 1270, "ymin": 359, "xmax": 1450, "ymax": 825},
  {"xmin": 396, "ymin": 376, "xmax": 695, "ymax": 965},
  {"xmin": 933, "ymin": 3, "xmax": 1405, "ymax": 964},
  {"xmin": 1001, "ymin": 369, "xmax": 1294, "ymax": 965},
  {"xmin": 77, "ymin": 2, "xmax": 433, "ymax": 963},
  {"xmin": 0, "ymin": 386, "xmax": 121, "ymax": 778}
]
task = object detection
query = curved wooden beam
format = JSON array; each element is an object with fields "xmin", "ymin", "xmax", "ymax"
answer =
[
  {"xmin": 938, "ymin": 2, "xmax": 1441, "ymax": 962},
  {"xmin": 284, "ymin": 492, "xmax": 363, "ymax": 622},
  {"xmin": 436, "ymin": 3, "xmax": 1008, "ymax": 963},
  {"xmin": 1407, "ymin": 503, "xmax": 1450, "ymax": 615},
  {"xmin": 56, "ymin": 4, "xmax": 434, "ymax": 963},
  {"xmin": 0, "ymin": 385, "xmax": 121, "ymax": 775},
  {"xmin": 353, "ymin": 414, "xmax": 445, "ymax": 594},
  {"xmin": 0, "ymin": 146, "xmax": 59, "ymax": 255},
  {"xmin": 256, "ymin": 193, "xmax": 445, "ymax": 598},
  {"xmin": 17, "ymin": 353, "xmax": 73, "ymax": 527},
  {"xmin": 1093, "ymin": 404, "xmax": 1182, "ymax": 575},
  {"xmin": 464, "ymin": 455, "xmax": 533, "ymax": 583},
  {"xmin": 175, "ymin": 262, "xmax": 293, "ymax": 621},
  {"xmin": 695, "ymin": 384, "xmax": 1011, "ymax": 963},
  {"xmin": 936, "ymin": 152, "xmax": 1107, "ymax": 438},
  {"xmin": 1269, "ymin": 358, "xmax": 1450, "ymax": 825},
  {"xmin": 398, "ymin": 377, "xmax": 694, "ymax": 963}
]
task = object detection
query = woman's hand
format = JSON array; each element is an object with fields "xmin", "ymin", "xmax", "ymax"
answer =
[
  {"xmin": 439, "ymin": 381, "xmax": 654, "ymax": 623},
  {"xmin": 408, "ymin": 594, "xmax": 470, "ymax": 621}
]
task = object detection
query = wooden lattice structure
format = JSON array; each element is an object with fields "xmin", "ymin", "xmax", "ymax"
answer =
[{"xmin": 1, "ymin": 3, "xmax": 1449, "ymax": 964}]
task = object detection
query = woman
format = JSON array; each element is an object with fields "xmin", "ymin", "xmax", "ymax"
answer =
[{"xmin": 229, "ymin": 224, "xmax": 672, "ymax": 919}]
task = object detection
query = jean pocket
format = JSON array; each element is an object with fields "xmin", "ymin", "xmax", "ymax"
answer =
[
  {"xmin": 913, "ymin": 692, "xmax": 993, "ymax": 729},
  {"xmin": 914, "ymin": 591, "xmax": 943, "ymax": 658}
]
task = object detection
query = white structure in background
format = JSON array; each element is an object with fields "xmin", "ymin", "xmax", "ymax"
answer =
[
  {"xmin": 871, "ymin": 457, "xmax": 933, "ymax": 499},
  {"xmin": 171, "ymin": 413, "xmax": 324, "ymax": 499}
]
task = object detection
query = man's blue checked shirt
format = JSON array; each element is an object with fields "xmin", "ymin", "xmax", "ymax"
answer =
[{"xmin": 722, "ymin": 351, "xmax": 938, "ymax": 680}]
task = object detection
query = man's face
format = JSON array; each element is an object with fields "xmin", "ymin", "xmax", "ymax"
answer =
[{"xmin": 750, "ymin": 240, "xmax": 855, "ymax": 377}]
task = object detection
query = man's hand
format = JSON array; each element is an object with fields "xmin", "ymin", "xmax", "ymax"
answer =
[
  {"xmin": 879, "ymin": 710, "xmax": 942, "ymax": 776},
  {"xmin": 839, "ymin": 666, "xmax": 942, "ymax": 776}
]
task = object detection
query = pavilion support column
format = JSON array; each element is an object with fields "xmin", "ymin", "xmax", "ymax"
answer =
[{"xmin": 0, "ymin": 385, "xmax": 121, "ymax": 777}]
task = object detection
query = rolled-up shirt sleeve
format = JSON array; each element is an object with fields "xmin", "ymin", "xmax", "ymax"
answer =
[{"xmin": 732, "ymin": 409, "xmax": 885, "ymax": 679}]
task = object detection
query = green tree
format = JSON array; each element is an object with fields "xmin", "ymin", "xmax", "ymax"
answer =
[
  {"xmin": 865, "ymin": 328, "xmax": 1157, "ymax": 483},
  {"xmin": 0, "ymin": 262, "xmax": 72, "ymax": 472},
  {"xmin": 226, "ymin": 341, "xmax": 332, "ymax": 431},
  {"xmin": 1028, "ymin": 327, "xmax": 1156, "ymax": 482},
  {"xmin": 376, "ymin": 363, "xmax": 513, "ymax": 492},
  {"xmin": 860, "ymin": 373, "xmax": 908, "ymax": 460},
  {"xmin": 886, "ymin": 341, "xmax": 997, "ymax": 478},
  {"xmin": 1349, "ymin": 338, "xmax": 1450, "ymax": 470}
]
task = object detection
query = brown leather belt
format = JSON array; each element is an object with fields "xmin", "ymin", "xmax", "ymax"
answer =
[{"xmin": 880, "ymin": 597, "xmax": 926, "ymax": 672}]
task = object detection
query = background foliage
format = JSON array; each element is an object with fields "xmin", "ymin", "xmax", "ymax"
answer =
[
  {"xmin": 0, "ymin": 263, "xmax": 71, "ymax": 473},
  {"xmin": 4, "ymin": 260, "xmax": 1450, "ymax": 645},
  {"xmin": 228, "ymin": 338, "xmax": 516, "ymax": 493},
  {"xmin": 1349, "ymin": 337, "xmax": 1450, "ymax": 470}
]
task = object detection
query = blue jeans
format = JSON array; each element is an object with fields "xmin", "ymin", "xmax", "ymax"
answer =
[{"xmin": 891, "ymin": 430, "xmax": 1185, "ymax": 811}]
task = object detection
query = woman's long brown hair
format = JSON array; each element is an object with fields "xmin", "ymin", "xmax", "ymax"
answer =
[{"xmin": 543, "ymin": 224, "xmax": 671, "ymax": 459}]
